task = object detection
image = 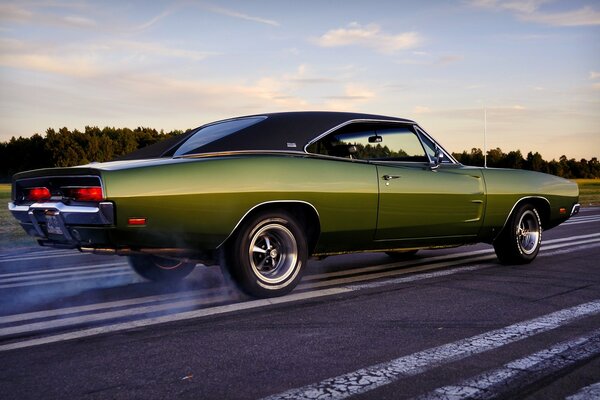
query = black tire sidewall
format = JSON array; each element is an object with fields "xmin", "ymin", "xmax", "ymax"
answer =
[
  {"xmin": 494, "ymin": 204, "xmax": 542, "ymax": 264},
  {"xmin": 227, "ymin": 211, "xmax": 307, "ymax": 298}
]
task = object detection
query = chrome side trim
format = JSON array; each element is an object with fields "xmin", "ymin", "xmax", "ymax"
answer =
[
  {"xmin": 216, "ymin": 200, "xmax": 320, "ymax": 249},
  {"xmin": 497, "ymin": 196, "xmax": 551, "ymax": 238}
]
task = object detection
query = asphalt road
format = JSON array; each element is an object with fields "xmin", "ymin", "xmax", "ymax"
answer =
[{"xmin": 1, "ymin": 208, "xmax": 599, "ymax": 399}]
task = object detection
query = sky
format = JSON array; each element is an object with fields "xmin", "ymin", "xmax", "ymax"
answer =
[{"xmin": 0, "ymin": 0, "xmax": 599, "ymax": 160}]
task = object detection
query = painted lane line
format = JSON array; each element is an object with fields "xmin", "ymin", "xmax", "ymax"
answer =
[
  {"xmin": 566, "ymin": 382, "xmax": 600, "ymax": 400},
  {"xmin": 299, "ymin": 255, "xmax": 495, "ymax": 290},
  {"xmin": 562, "ymin": 219, "xmax": 600, "ymax": 226},
  {"xmin": 0, "ymin": 265, "xmax": 491, "ymax": 336},
  {"xmin": 0, "ymin": 288, "xmax": 236, "ymax": 337},
  {"xmin": 1, "ymin": 234, "xmax": 597, "ymax": 335},
  {"xmin": 0, "ymin": 271, "xmax": 135, "ymax": 289},
  {"xmin": 0, "ymin": 262, "xmax": 128, "ymax": 279},
  {"xmin": 259, "ymin": 300, "xmax": 600, "ymax": 400},
  {"xmin": 0, "ymin": 265, "xmax": 131, "ymax": 284},
  {"xmin": 0, "ymin": 287, "xmax": 352, "ymax": 352},
  {"xmin": 300, "ymin": 239, "xmax": 600, "ymax": 291},
  {"xmin": 2, "ymin": 241, "xmax": 600, "ymax": 351},
  {"xmin": 304, "ymin": 233, "xmax": 600, "ymax": 284},
  {"xmin": 419, "ymin": 329, "xmax": 600, "ymax": 400},
  {"xmin": 0, "ymin": 252, "xmax": 90, "ymax": 263},
  {"xmin": 0, "ymin": 288, "xmax": 220, "ymax": 324}
]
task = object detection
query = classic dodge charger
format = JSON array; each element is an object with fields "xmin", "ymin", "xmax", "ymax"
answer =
[{"xmin": 9, "ymin": 112, "xmax": 579, "ymax": 297}]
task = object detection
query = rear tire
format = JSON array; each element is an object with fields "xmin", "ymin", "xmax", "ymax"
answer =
[
  {"xmin": 224, "ymin": 211, "xmax": 307, "ymax": 298},
  {"xmin": 128, "ymin": 255, "xmax": 196, "ymax": 282},
  {"xmin": 493, "ymin": 204, "xmax": 542, "ymax": 264}
]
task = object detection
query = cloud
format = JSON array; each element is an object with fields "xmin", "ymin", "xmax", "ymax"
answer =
[
  {"xmin": 413, "ymin": 106, "xmax": 432, "ymax": 114},
  {"xmin": 203, "ymin": 4, "xmax": 280, "ymax": 27},
  {"xmin": 0, "ymin": 2, "xmax": 99, "ymax": 29},
  {"xmin": 0, "ymin": 38, "xmax": 217, "ymax": 80},
  {"xmin": 590, "ymin": 71, "xmax": 600, "ymax": 80},
  {"xmin": 315, "ymin": 22, "xmax": 422, "ymax": 54},
  {"xmin": 436, "ymin": 55, "xmax": 464, "ymax": 65},
  {"xmin": 468, "ymin": 0, "xmax": 600, "ymax": 26}
]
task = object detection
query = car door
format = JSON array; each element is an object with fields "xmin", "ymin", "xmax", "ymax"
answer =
[
  {"xmin": 375, "ymin": 162, "xmax": 485, "ymax": 241},
  {"xmin": 370, "ymin": 125, "xmax": 485, "ymax": 241}
]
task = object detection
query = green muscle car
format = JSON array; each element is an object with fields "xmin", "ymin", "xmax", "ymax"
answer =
[{"xmin": 8, "ymin": 112, "xmax": 579, "ymax": 297}]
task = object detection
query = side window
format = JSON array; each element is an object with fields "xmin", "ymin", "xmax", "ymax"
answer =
[
  {"xmin": 418, "ymin": 129, "xmax": 452, "ymax": 163},
  {"xmin": 307, "ymin": 124, "xmax": 428, "ymax": 162}
]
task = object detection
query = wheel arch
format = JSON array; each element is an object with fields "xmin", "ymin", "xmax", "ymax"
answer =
[
  {"xmin": 218, "ymin": 200, "xmax": 321, "ymax": 255},
  {"xmin": 496, "ymin": 196, "xmax": 551, "ymax": 241}
]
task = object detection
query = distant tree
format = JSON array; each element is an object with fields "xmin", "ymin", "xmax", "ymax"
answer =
[{"xmin": 1, "ymin": 129, "xmax": 598, "ymax": 181}]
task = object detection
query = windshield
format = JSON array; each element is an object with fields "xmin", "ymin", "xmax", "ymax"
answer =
[{"xmin": 174, "ymin": 116, "xmax": 266, "ymax": 156}]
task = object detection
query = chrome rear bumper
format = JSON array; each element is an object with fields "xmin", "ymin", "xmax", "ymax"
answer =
[{"xmin": 9, "ymin": 201, "xmax": 114, "ymax": 244}]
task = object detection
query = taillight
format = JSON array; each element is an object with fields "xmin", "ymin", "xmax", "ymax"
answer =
[
  {"xmin": 26, "ymin": 187, "xmax": 51, "ymax": 202},
  {"xmin": 64, "ymin": 187, "xmax": 104, "ymax": 201}
]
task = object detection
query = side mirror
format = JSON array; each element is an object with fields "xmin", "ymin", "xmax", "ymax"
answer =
[
  {"xmin": 435, "ymin": 149, "xmax": 444, "ymax": 164},
  {"xmin": 430, "ymin": 148, "xmax": 444, "ymax": 170}
]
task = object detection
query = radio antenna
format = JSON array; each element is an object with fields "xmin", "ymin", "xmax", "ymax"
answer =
[{"xmin": 484, "ymin": 107, "xmax": 487, "ymax": 169}]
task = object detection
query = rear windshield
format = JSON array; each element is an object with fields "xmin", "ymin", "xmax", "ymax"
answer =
[{"xmin": 174, "ymin": 116, "xmax": 266, "ymax": 156}]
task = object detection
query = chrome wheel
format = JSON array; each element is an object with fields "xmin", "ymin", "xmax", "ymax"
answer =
[
  {"xmin": 494, "ymin": 203, "xmax": 542, "ymax": 265},
  {"xmin": 516, "ymin": 210, "xmax": 541, "ymax": 255},
  {"xmin": 225, "ymin": 211, "xmax": 308, "ymax": 298},
  {"xmin": 249, "ymin": 223, "xmax": 298, "ymax": 285}
]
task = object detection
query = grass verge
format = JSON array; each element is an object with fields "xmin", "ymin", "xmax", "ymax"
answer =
[
  {"xmin": 574, "ymin": 179, "xmax": 600, "ymax": 207},
  {"xmin": 0, "ymin": 183, "xmax": 36, "ymax": 249}
]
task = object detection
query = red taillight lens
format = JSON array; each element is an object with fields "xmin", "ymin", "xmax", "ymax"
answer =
[
  {"xmin": 26, "ymin": 187, "xmax": 51, "ymax": 202},
  {"xmin": 65, "ymin": 187, "xmax": 104, "ymax": 201}
]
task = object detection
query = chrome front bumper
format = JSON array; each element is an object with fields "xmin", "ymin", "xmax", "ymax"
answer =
[
  {"xmin": 571, "ymin": 203, "xmax": 581, "ymax": 216},
  {"xmin": 9, "ymin": 201, "xmax": 115, "ymax": 244}
]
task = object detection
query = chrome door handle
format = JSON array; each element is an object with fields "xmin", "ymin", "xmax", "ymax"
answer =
[{"xmin": 382, "ymin": 175, "xmax": 401, "ymax": 180}]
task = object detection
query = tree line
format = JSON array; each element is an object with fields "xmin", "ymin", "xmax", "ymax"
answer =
[
  {"xmin": 0, "ymin": 126, "xmax": 185, "ymax": 181},
  {"xmin": 452, "ymin": 148, "xmax": 600, "ymax": 179},
  {"xmin": 1, "ymin": 127, "xmax": 598, "ymax": 181}
]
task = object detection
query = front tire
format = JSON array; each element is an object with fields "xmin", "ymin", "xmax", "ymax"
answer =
[
  {"xmin": 493, "ymin": 204, "xmax": 542, "ymax": 264},
  {"xmin": 128, "ymin": 255, "xmax": 196, "ymax": 282},
  {"xmin": 225, "ymin": 211, "xmax": 307, "ymax": 298}
]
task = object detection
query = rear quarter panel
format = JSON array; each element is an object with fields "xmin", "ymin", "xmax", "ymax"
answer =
[{"xmin": 100, "ymin": 156, "xmax": 379, "ymax": 252}]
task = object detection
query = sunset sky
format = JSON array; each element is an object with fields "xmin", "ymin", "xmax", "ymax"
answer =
[{"xmin": 0, "ymin": 0, "xmax": 598, "ymax": 160}]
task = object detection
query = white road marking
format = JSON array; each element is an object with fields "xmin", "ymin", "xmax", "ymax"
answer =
[
  {"xmin": 0, "ymin": 271, "xmax": 134, "ymax": 289},
  {"xmin": 0, "ymin": 287, "xmax": 233, "ymax": 337},
  {"xmin": 419, "ymin": 329, "xmax": 600, "ymax": 400},
  {"xmin": 566, "ymin": 382, "xmax": 600, "ymax": 400},
  {"xmin": 0, "ymin": 288, "xmax": 220, "ymax": 324},
  {"xmin": 260, "ymin": 300, "xmax": 600, "ymax": 400},
  {"xmin": 563, "ymin": 217, "xmax": 600, "ymax": 226},
  {"xmin": 0, "ymin": 287, "xmax": 352, "ymax": 351},
  {"xmin": 0, "ymin": 232, "xmax": 599, "ymax": 351},
  {"xmin": 0, "ymin": 264, "xmax": 130, "ymax": 284},
  {"xmin": 0, "ymin": 251, "xmax": 90, "ymax": 263},
  {"xmin": 0, "ymin": 262, "xmax": 128, "ymax": 279}
]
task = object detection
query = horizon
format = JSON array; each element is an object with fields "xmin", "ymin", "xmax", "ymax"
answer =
[{"xmin": 1, "ymin": 0, "xmax": 598, "ymax": 161}]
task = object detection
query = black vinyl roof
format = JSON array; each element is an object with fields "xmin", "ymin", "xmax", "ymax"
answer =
[{"xmin": 118, "ymin": 111, "xmax": 414, "ymax": 160}]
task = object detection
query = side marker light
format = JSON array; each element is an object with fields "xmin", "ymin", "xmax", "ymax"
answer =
[{"xmin": 128, "ymin": 218, "xmax": 147, "ymax": 226}]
